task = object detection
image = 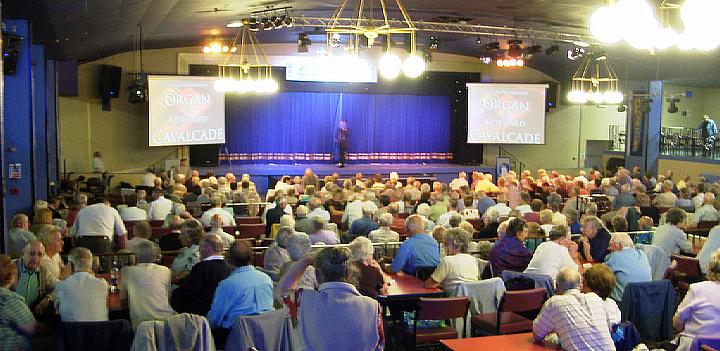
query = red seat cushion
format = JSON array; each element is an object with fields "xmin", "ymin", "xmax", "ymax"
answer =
[
  {"xmin": 401, "ymin": 326, "xmax": 459, "ymax": 344},
  {"xmin": 471, "ymin": 312, "xmax": 533, "ymax": 334}
]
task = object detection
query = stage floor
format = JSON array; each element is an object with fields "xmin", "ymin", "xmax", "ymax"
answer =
[{"xmin": 199, "ymin": 163, "xmax": 494, "ymax": 194}]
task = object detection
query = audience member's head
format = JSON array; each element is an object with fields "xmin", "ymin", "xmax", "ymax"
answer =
[
  {"xmin": 378, "ymin": 213, "xmax": 393, "ymax": 227},
  {"xmin": 406, "ymin": 214, "xmax": 427, "ymax": 235},
  {"xmin": 564, "ymin": 208, "xmax": 579, "ymax": 224},
  {"xmin": 68, "ymin": 247, "xmax": 94, "ymax": 273},
  {"xmin": 610, "ymin": 215, "xmax": 628, "ymax": 232},
  {"xmin": 448, "ymin": 213, "xmax": 463, "ymax": 228},
  {"xmin": 286, "ymin": 232, "xmax": 312, "ymax": 261},
  {"xmin": 525, "ymin": 222, "xmax": 544, "ymax": 237},
  {"xmin": 539, "ymin": 209, "xmax": 553, "ymax": 225},
  {"xmin": 314, "ymin": 247, "xmax": 354, "ymax": 284},
  {"xmin": 582, "ymin": 264, "xmax": 615, "ymax": 300},
  {"xmin": 279, "ymin": 214, "xmax": 296, "ymax": 228},
  {"xmin": 200, "ymin": 234, "xmax": 224, "ymax": 260},
  {"xmin": 133, "ymin": 221, "xmax": 151, "ymax": 239},
  {"xmin": 581, "ymin": 216, "xmax": 604, "ymax": 239},
  {"xmin": 506, "ymin": 217, "xmax": 527, "ymax": 241},
  {"xmin": 349, "ymin": 236, "xmax": 374, "ymax": 262},
  {"xmin": 0, "ymin": 255, "xmax": 18, "ymax": 288},
  {"xmin": 275, "ymin": 226, "xmax": 294, "ymax": 249},
  {"xmin": 180, "ymin": 219, "xmax": 204, "ymax": 246},
  {"xmin": 125, "ymin": 194, "xmax": 139, "ymax": 207},
  {"xmin": 549, "ymin": 224, "xmax": 570, "ymax": 241},
  {"xmin": 637, "ymin": 216, "xmax": 654, "ymax": 230},
  {"xmin": 295, "ymin": 205, "xmax": 309, "ymax": 219},
  {"xmin": 530, "ymin": 199, "xmax": 544, "ymax": 212},
  {"xmin": 556, "ymin": 267, "xmax": 582, "ymax": 294},
  {"xmin": 665, "ymin": 208, "xmax": 686, "ymax": 226},
  {"xmin": 311, "ymin": 216, "xmax": 327, "ymax": 233},
  {"xmin": 609, "ymin": 232, "xmax": 634, "ymax": 252},
  {"xmin": 37, "ymin": 226, "xmax": 62, "ymax": 254},
  {"xmin": 432, "ymin": 225, "xmax": 447, "ymax": 244},
  {"xmin": 22, "ymin": 240, "xmax": 44, "ymax": 271},
  {"xmin": 11, "ymin": 213, "xmax": 29, "ymax": 230},
  {"xmin": 132, "ymin": 240, "xmax": 158, "ymax": 264},
  {"xmin": 708, "ymin": 249, "xmax": 720, "ymax": 282},
  {"xmin": 34, "ymin": 208, "xmax": 53, "ymax": 225},
  {"xmin": 228, "ymin": 240, "xmax": 253, "ymax": 267},
  {"xmin": 444, "ymin": 228, "xmax": 470, "ymax": 254}
]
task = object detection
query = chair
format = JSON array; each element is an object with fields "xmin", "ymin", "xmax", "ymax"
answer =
[
  {"xmin": 57, "ymin": 320, "xmax": 134, "ymax": 351},
  {"xmin": 79, "ymin": 177, "xmax": 104, "ymax": 196},
  {"xmin": 670, "ymin": 254, "xmax": 704, "ymax": 295},
  {"xmin": 415, "ymin": 266, "xmax": 436, "ymax": 282},
  {"xmin": 454, "ymin": 278, "xmax": 505, "ymax": 337},
  {"xmin": 391, "ymin": 225, "xmax": 407, "ymax": 236},
  {"xmin": 619, "ymin": 280, "xmax": 677, "ymax": 342},
  {"xmin": 149, "ymin": 220, "xmax": 165, "ymax": 227},
  {"xmin": 225, "ymin": 308, "xmax": 296, "ymax": 351},
  {"xmin": 238, "ymin": 224, "xmax": 265, "ymax": 239},
  {"xmin": 132, "ymin": 313, "xmax": 214, "ymax": 350},
  {"xmin": 151, "ymin": 227, "xmax": 171, "ymax": 239},
  {"xmin": 401, "ymin": 297, "xmax": 470, "ymax": 350},
  {"xmin": 470, "ymin": 288, "xmax": 547, "ymax": 335},
  {"xmin": 223, "ymin": 226, "xmax": 237, "ymax": 236},
  {"xmin": 467, "ymin": 219, "xmax": 483, "ymax": 231},
  {"xmin": 523, "ymin": 212, "xmax": 541, "ymax": 223},
  {"xmin": 697, "ymin": 220, "xmax": 718, "ymax": 229},
  {"xmin": 637, "ymin": 244, "xmax": 672, "ymax": 281},
  {"xmin": 160, "ymin": 253, "xmax": 177, "ymax": 267},
  {"xmin": 236, "ymin": 216, "xmax": 262, "ymax": 225},
  {"xmin": 501, "ymin": 271, "xmax": 555, "ymax": 297}
]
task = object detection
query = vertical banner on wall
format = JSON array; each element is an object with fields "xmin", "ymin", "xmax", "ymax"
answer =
[
  {"xmin": 627, "ymin": 96, "xmax": 646, "ymax": 157},
  {"xmin": 496, "ymin": 157, "xmax": 511, "ymax": 177}
]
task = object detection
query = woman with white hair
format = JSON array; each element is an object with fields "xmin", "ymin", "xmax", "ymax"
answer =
[
  {"xmin": 349, "ymin": 237, "xmax": 388, "ymax": 298},
  {"xmin": 264, "ymin": 226, "xmax": 293, "ymax": 272},
  {"xmin": 672, "ymin": 249, "xmax": 720, "ymax": 351},
  {"xmin": 415, "ymin": 203, "xmax": 435, "ymax": 230},
  {"xmin": 277, "ymin": 233, "xmax": 317, "ymax": 291},
  {"xmin": 120, "ymin": 240, "xmax": 176, "ymax": 327},
  {"xmin": 368, "ymin": 213, "xmax": 400, "ymax": 244},
  {"xmin": 425, "ymin": 228, "xmax": 479, "ymax": 293}
]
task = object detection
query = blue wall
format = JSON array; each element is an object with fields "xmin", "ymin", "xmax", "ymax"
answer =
[{"xmin": 2, "ymin": 19, "xmax": 56, "ymax": 250}]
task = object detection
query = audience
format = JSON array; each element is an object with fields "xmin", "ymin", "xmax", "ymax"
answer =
[
  {"xmin": 533, "ymin": 268, "xmax": 615, "ymax": 350},
  {"xmin": 170, "ymin": 219, "xmax": 203, "ymax": 282},
  {"xmin": 347, "ymin": 203, "xmax": 379, "ymax": 241},
  {"xmin": 13, "ymin": 240, "xmax": 58, "ymax": 311},
  {"xmin": 578, "ymin": 216, "xmax": 611, "ymax": 263},
  {"xmin": 604, "ymin": 233, "xmax": 652, "ymax": 301},
  {"xmin": 71, "ymin": 196, "xmax": 127, "ymax": 253},
  {"xmin": 368, "ymin": 213, "xmax": 400, "ymax": 244},
  {"xmin": 126, "ymin": 220, "xmax": 152, "ymax": 252},
  {"xmin": 120, "ymin": 240, "xmax": 176, "ymax": 327},
  {"xmin": 54, "ymin": 247, "xmax": 108, "ymax": 322},
  {"xmin": 489, "ymin": 217, "xmax": 532, "ymax": 275},
  {"xmin": 119, "ymin": 194, "xmax": 147, "ymax": 221},
  {"xmin": 264, "ymin": 226, "xmax": 293, "ymax": 272},
  {"xmin": 8, "ymin": 214, "xmax": 36, "ymax": 258},
  {"xmin": 36, "ymin": 226, "xmax": 67, "ymax": 280},
  {"xmin": 207, "ymin": 214, "xmax": 235, "ymax": 248},
  {"xmin": 310, "ymin": 217, "xmax": 340, "ymax": 245},
  {"xmin": 278, "ymin": 232, "xmax": 317, "ymax": 290},
  {"xmin": 147, "ymin": 188, "xmax": 173, "ymax": 221},
  {"xmin": 200, "ymin": 195, "xmax": 236, "ymax": 227}
]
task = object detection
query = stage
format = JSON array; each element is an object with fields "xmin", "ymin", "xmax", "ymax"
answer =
[{"xmin": 198, "ymin": 163, "xmax": 495, "ymax": 194}]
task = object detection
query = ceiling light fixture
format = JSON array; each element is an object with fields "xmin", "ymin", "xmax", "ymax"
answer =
[
  {"xmin": 507, "ymin": 39, "xmax": 523, "ymax": 58},
  {"xmin": 214, "ymin": 26, "xmax": 278, "ymax": 94},
  {"xmin": 428, "ymin": 36, "xmax": 439, "ymax": 51},
  {"xmin": 567, "ymin": 51, "xmax": 623, "ymax": 104}
]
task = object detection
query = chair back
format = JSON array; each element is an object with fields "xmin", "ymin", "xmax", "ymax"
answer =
[
  {"xmin": 414, "ymin": 266, "xmax": 436, "ymax": 281},
  {"xmin": 225, "ymin": 308, "xmax": 296, "ymax": 351},
  {"xmin": 671, "ymin": 254, "xmax": 702, "ymax": 277},
  {"xmin": 523, "ymin": 212, "xmax": 541, "ymax": 223},
  {"xmin": 238, "ymin": 224, "xmax": 265, "ymax": 239},
  {"xmin": 149, "ymin": 220, "xmax": 165, "ymax": 227},
  {"xmin": 499, "ymin": 288, "xmax": 547, "ymax": 313},
  {"xmin": 236, "ymin": 216, "xmax": 262, "ymax": 225},
  {"xmin": 223, "ymin": 226, "xmax": 237, "ymax": 235},
  {"xmin": 151, "ymin": 227, "xmax": 171, "ymax": 239},
  {"xmin": 467, "ymin": 219, "xmax": 483, "ymax": 231},
  {"xmin": 415, "ymin": 297, "xmax": 470, "ymax": 321},
  {"xmin": 697, "ymin": 220, "xmax": 719, "ymax": 229},
  {"xmin": 58, "ymin": 320, "xmax": 134, "ymax": 351}
]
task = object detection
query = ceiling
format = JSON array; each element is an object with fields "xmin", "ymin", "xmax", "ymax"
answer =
[{"xmin": 4, "ymin": 0, "xmax": 720, "ymax": 84}]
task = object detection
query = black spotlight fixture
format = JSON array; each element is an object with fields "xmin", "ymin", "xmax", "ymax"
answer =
[
  {"xmin": 475, "ymin": 36, "xmax": 483, "ymax": 45},
  {"xmin": 507, "ymin": 39, "xmax": 523, "ymax": 58},
  {"xmin": 666, "ymin": 97, "xmax": 680, "ymax": 113},
  {"xmin": 128, "ymin": 78, "xmax": 147, "ymax": 104},
  {"xmin": 248, "ymin": 17, "xmax": 259, "ymax": 31},
  {"xmin": 428, "ymin": 36, "xmax": 439, "ymax": 51},
  {"xmin": 2, "ymin": 33, "xmax": 23, "ymax": 75},
  {"xmin": 567, "ymin": 47, "xmax": 585, "ymax": 61},
  {"xmin": 617, "ymin": 104, "xmax": 627, "ymax": 112},
  {"xmin": 297, "ymin": 33, "xmax": 311, "ymax": 52},
  {"xmin": 545, "ymin": 44, "xmax": 560, "ymax": 55},
  {"xmin": 485, "ymin": 41, "xmax": 500, "ymax": 51},
  {"xmin": 273, "ymin": 15, "xmax": 285, "ymax": 28},
  {"xmin": 284, "ymin": 15, "xmax": 294, "ymax": 27}
]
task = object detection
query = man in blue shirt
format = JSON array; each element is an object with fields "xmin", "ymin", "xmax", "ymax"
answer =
[
  {"xmin": 476, "ymin": 192, "xmax": 496, "ymax": 217},
  {"xmin": 604, "ymin": 233, "xmax": 652, "ymax": 301},
  {"xmin": 346, "ymin": 204, "xmax": 379, "ymax": 242},
  {"xmin": 381, "ymin": 215, "xmax": 440, "ymax": 275},
  {"xmin": 207, "ymin": 240, "xmax": 273, "ymax": 341},
  {"xmin": 699, "ymin": 114, "xmax": 718, "ymax": 157}
]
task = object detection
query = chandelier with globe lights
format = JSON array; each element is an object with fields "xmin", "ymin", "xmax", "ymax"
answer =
[
  {"xmin": 567, "ymin": 52, "xmax": 623, "ymax": 105},
  {"xmin": 213, "ymin": 26, "xmax": 279, "ymax": 94}
]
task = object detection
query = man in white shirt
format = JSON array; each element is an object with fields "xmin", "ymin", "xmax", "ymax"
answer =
[
  {"xmin": 436, "ymin": 198, "xmax": 460, "ymax": 228},
  {"xmin": 515, "ymin": 192, "xmax": 533, "ymax": 214},
  {"xmin": 200, "ymin": 195, "xmax": 236, "ymax": 227},
  {"xmin": 207, "ymin": 214, "xmax": 235, "ymax": 248},
  {"xmin": 483, "ymin": 193, "xmax": 511, "ymax": 219},
  {"xmin": 55, "ymin": 247, "xmax": 108, "ymax": 322},
  {"xmin": 141, "ymin": 169, "xmax": 157, "ymax": 187},
  {"xmin": 71, "ymin": 197, "xmax": 127, "ymax": 253},
  {"xmin": 449, "ymin": 172, "xmax": 469, "ymax": 191},
  {"xmin": 307, "ymin": 198, "xmax": 331, "ymax": 221},
  {"xmin": 148, "ymin": 188, "xmax": 173, "ymax": 221},
  {"xmin": 342, "ymin": 194, "xmax": 365, "ymax": 226},
  {"xmin": 524, "ymin": 224, "xmax": 578, "ymax": 281},
  {"xmin": 119, "ymin": 194, "xmax": 147, "ymax": 222},
  {"xmin": 533, "ymin": 268, "xmax": 615, "ymax": 351}
]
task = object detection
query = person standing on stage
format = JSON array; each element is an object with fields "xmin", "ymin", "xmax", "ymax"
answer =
[
  {"xmin": 336, "ymin": 120, "xmax": 349, "ymax": 167},
  {"xmin": 699, "ymin": 114, "xmax": 718, "ymax": 157}
]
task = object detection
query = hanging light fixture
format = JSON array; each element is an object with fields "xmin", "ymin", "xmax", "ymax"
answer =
[
  {"xmin": 567, "ymin": 52, "xmax": 623, "ymax": 104},
  {"xmin": 325, "ymin": 0, "xmax": 424, "ymax": 79},
  {"xmin": 214, "ymin": 26, "xmax": 278, "ymax": 94}
]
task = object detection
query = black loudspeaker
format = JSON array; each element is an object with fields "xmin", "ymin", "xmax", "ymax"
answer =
[
  {"xmin": 545, "ymin": 81, "xmax": 559, "ymax": 111},
  {"xmin": 99, "ymin": 64, "xmax": 121, "ymax": 100},
  {"xmin": 189, "ymin": 144, "xmax": 220, "ymax": 167},
  {"xmin": 57, "ymin": 60, "xmax": 78, "ymax": 97}
]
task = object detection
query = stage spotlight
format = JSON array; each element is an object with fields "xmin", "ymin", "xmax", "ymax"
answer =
[
  {"xmin": 666, "ymin": 97, "xmax": 679, "ymax": 113},
  {"xmin": 507, "ymin": 39, "xmax": 523, "ymax": 58},
  {"xmin": 297, "ymin": 33, "xmax": 311, "ymax": 52},
  {"xmin": 273, "ymin": 15, "xmax": 285, "ymax": 28},
  {"xmin": 248, "ymin": 17, "xmax": 260, "ymax": 31},
  {"xmin": 545, "ymin": 44, "xmax": 560, "ymax": 55},
  {"xmin": 567, "ymin": 47, "xmax": 585, "ymax": 61},
  {"xmin": 284, "ymin": 16, "xmax": 294, "ymax": 27},
  {"xmin": 329, "ymin": 33, "xmax": 341, "ymax": 48},
  {"xmin": 128, "ymin": 78, "xmax": 147, "ymax": 104},
  {"xmin": 428, "ymin": 36, "xmax": 439, "ymax": 51},
  {"xmin": 476, "ymin": 36, "xmax": 483, "ymax": 45},
  {"xmin": 485, "ymin": 41, "xmax": 500, "ymax": 51}
]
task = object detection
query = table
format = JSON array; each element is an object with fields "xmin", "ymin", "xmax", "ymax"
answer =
[
  {"xmin": 440, "ymin": 333, "xmax": 558, "ymax": 351},
  {"xmin": 377, "ymin": 272, "xmax": 445, "ymax": 302}
]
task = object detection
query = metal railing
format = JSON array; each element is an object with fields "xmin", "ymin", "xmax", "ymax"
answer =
[{"xmin": 498, "ymin": 146, "xmax": 526, "ymax": 173}]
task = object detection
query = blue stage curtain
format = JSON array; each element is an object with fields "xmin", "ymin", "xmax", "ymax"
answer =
[{"xmin": 223, "ymin": 92, "xmax": 451, "ymax": 163}]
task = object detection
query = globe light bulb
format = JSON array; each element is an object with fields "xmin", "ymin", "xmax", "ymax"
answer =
[
  {"xmin": 567, "ymin": 90, "xmax": 589, "ymax": 104},
  {"xmin": 589, "ymin": 91, "xmax": 605, "ymax": 103},
  {"xmin": 379, "ymin": 53, "xmax": 402, "ymax": 79},
  {"xmin": 402, "ymin": 54, "xmax": 425, "ymax": 78},
  {"xmin": 604, "ymin": 92, "xmax": 624, "ymax": 104},
  {"xmin": 653, "ymin": 28, "xmax": 677, "ymax": 50},
  {"xmin": 589, "ymin": 5, "xmax": 625, "ymax": 44}
]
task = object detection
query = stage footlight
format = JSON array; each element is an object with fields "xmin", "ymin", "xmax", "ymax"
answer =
[
  {"xmin": 379, "ymin": 53, "xmax": 402, "ymax": 79},
  {"xmin": 402, "ymin": 54, "xmax": 425, "ymax": 78}
]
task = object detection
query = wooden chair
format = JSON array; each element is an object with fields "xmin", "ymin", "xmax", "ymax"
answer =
[
  {"xmin": 151, "ymin": 227, "xmax": 171, "ymax": 239},
  {"xmin": 149, "ymin": 220, "xmax": 165, "ymax": 227},
  {"xmin": 670, "ymin": 254, "xmax": 703, "ymax": 295},
  {"xmin": 401, "ymin": 297, "xmax": 470, "ymax": 350},
  {"xmin": 467, "ymin": 219, "xmax": 483, "ymax": 231},
  {"xmin": 391, "ymin": 225, "xmax": 407, "ymax": 236},
  {"xmin": 160, "ymin": 253, "xmax": 177, "ymax": 267},
  {"xmin": 237, "ymin": 224, "xmax": 265, "ymax": 239},
  {"xmin": 471, "ymin": 288, "xmax": 547, "ymax": 335},
  {"xmin": 523, "ymin": 212, "xmax": 541, "ymax": 224},
  {"xmin": 697, "ymin": 220, "xmax": 719, "ymax": 229},
  {"xmin": 236, "ymin": 216, "xmax": 262, "ymax": 225},
  {"xmin": 223, "ymin": 226, "xmax": 237, "ymax": 236}
]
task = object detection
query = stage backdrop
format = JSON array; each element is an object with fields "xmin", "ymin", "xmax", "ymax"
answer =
[{"xmin": 221, "ymin": 92, "xmax": 452, "ymax": 163}]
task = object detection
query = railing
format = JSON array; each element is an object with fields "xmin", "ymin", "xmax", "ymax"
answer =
[
  {"xmin": 608, "ymin": 124, "xmax": 625, "ymax": 152},
  {"xmin": 659, "ymin": 126, "xmax": 720, "ymax": 159},
  {"xmin": 498, "ymin": 146, "xmax": 526, "ymax": 173},
  {"xmin": 150, "ymin": 148, "xmax": 183, "ymax": 173}
]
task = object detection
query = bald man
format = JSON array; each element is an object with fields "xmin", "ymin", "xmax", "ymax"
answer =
[
  {"xmin": 382, "ymin": 215, "xmax": 440, "ymax": 275},
  {"xmin": 171, "ymin": 234, "xmax": 232, "ymax": 316},
  {"xmin": 12, "ymin": 241, "xmax": 59, "ymax": 310}
]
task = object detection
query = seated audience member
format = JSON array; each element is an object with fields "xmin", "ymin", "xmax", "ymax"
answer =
[
  {"xmin": 369, "ymin": 213, "xmax": 400, "ymax": 244},
  {"xmin": 158, "ymin": 215, "xmax": 184, "ymax": 251},
  {"xmin": 539, "ymin": 209, "xmax": 555, "ymax": 235},
  {"xmin": 547, "ymin": 193, "xmax": 567, "ymax": 225},
  {"xmin": 326, "ymin": 189, "xmax": 346, "ymax": 216},
  {"xmin": 207, "ymin": 214, "xmax": 235, "ymax": 248},
  {"xmin": 120, "ymin": 241, "xmax": 176, "ymax": 327},
  {"xmin": 675, "ymin": 187, "xmax": 695, "ymax": 212},
  {"xmin": 533, "ymin": 268, "xmax": 615, "ymax": 351},
  {"xmin": 1, "ymin": 254, "xmax": 40, "ymax": 350},
  {"xmin": 415, "ymin": 203, "xmax": 436, "ymax": 230},
  {"xmin": 37, "ymin": 226, "xmax": 67, "ymax": 281},
  {"xmin": 54, "ymin": 247, "xmax": 108, "ymax": 322},
  {"xmin": 671, "ymin": 249, "xmax": 720, "ymax": 351},
  {"xmin": 200, "ymin": 195, "xmax": 236, "ymax": 227},
  {"xmin": 450, "ymin": 172, "xmax": 469, "ymax": 191},
  {"xmin": 382, "ymin": 215, "xmax": 440, "ymax": 275},
  {"xmin": 610, "ymin": 215, "xmax": 629, "ymax": 232},
  {"xmin": 265, "ymin": 196, "xmax": 288, "ymax": 235},
  {"xmin": 208, "ymin": 240, "xmax": 273, "ymax": 336},
  {"xmin": 614, "ymin": 184, "xmax": 636, "ymax": 210},
  {"xmin": 483, "ymin": 193, "xmax": 511, "ymax": 219},
  {"xmin": 476, "ymin": 191, "xmax": 496, "ymax": 217},
  {"xmin": 478, "ymin": 210, "xmax": 501, "ymax": 239},
  {"xmin": 71, "ymin": 196, "xmax": 127, "ymax": 253},
  {"xmin": 460, "ymin": 195, "xmax": 480, "ymax": 219},
  {"xmin": 29, "ymin": 208, "xmax": 53, "ymax": 236},
  {"xmin": 578, "ymin": 216, "xmax": 612, "ymax": 263},
  {"xmin": 524, "ymin": 224, "xmax": 579, "ymax": 280},
  {"xmin": 604, "ymin": 233, "xmax": 652, "ymax": 302},
  {"xmin": 13, "ymin": 241, "xmax": 59, "ymax": 311},
  {"xmin": 348, "ymin": 203, "xmax": 380, "ymax": 241},
  {"xmin": 515, "ymin": 192, "xmax": 533, "ymax": 214},
  {"xmin": 277, "ymin": 246, "xmax": 385, "ymax": 351},
  {"xmin": 425, "ymin": 228, "xmax": 479, "ymax": 293},
  {"xmin": 67, "ymin": 194, "xmax": 88, "ymax": 226},
  {"xmin": 564, "ymin": 208, "xmax": 582, "ymax": 234},
  {"xmin": 489, "ymin": 217, "xmax": 533, "ymax": 276},
  {"xmin": 349, "ymin": 237, "xmax": 388, "ymax": 299},
  {"xmin": 278, "ymin": 232, "xmax": 317, "ymax": 289},
  {"xmin": 264, "ymin": 226, "xmax": 293, "ymax": 272},
  {"xmin": 310, "ymin": 217, "xmax": 340, "ymax": 245},
  {"xmin": 436, "ymin": 198, "xmax": 460, "ymax": 227},
  {"xmin": 582, "ymin": 264, "xmax": 621, "ymax": 328},
  {"xmin": 307, "ymin": 197, "xmax": 331, "ymax": 221},
  {"xmin": 432, "ymin": 226, "xmax": 447, "ymax": 256},
  {"xmin": 294, "ymin": 205, "xmax": 313, "ymax": 234},
  {"xmin": 652, "ymin": 208, "xmax": 694, "ymax": 256},
  {"xmin": 171, "ymin": 234, "xmax": 231, "ymax": 316},
  {"xmin": 691, "ymin": 192, "xmax": 720, "ymax": 226},
  {"xmin": 148, "ymin": 188, "xmax": 173, "ymax": 221},
  {"xmin": 127, "ymin": 220, "xmax": 152, "ymax": 252},
  {"xmin": 8, "ymin": 214, "xmax": 35, "ymax": 258},
  {"xmin": 697, "ymin": 225, "xmax": 720, "ymax": 274},
  {"xmin": 170, "ymin": 220, "xmax": 203, "ymax": 282},
  {"xmin": 119, "ymin": 194, "xmax": 147, "ymax": 221},
  {"xmin": 652, "ymin": 180, "xmax": 678, "ymax": 208}
]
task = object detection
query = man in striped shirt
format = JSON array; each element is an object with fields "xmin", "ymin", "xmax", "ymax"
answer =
[{"xmin": 533, "ymin": 268, "xmax": 616, "ymax": 351}]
